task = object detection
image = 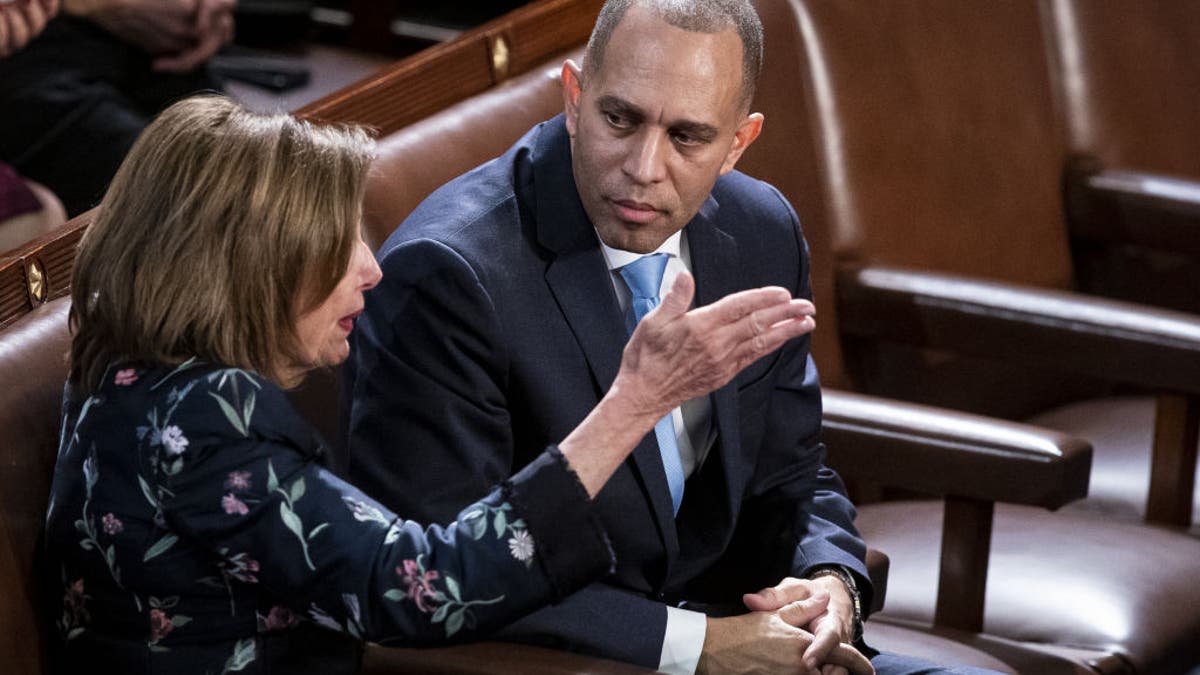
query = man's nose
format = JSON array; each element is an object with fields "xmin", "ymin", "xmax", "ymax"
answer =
[{"xmin": 622, "ymin": 130, "xmax": 668, "ymax": 185}]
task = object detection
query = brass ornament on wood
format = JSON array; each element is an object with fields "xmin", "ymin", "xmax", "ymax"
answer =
[
  {"xmin": 26, "ymin": 258, "xmax": 47, "ymax": 305},
  {"xmin": 489, "ymin": 34, "xmax": 511, "ymax": 82}
]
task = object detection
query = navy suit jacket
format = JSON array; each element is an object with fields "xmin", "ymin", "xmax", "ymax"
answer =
[{"xmin": 346, "ymin": 115, "xmax": 868, "ymax": 667}]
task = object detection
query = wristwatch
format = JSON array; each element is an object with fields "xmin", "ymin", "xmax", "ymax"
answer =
[{"xmin": 807, "ymin": 565, "xmax": 864, "ymax": 643}]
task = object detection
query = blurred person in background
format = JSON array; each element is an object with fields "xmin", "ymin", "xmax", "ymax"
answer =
[
  {"xmin": 0, "ymin": 0, "xmax": 234, "ymax": 216},
  {"xmin": 0, "ymin": 0, "xmax": 65, "ymax": 251}
]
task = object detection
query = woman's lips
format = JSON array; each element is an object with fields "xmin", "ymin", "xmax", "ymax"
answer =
[
  {"xmin": 338, "ymin": 310, "xmax": 362, "ymax": 333},
  {"xmin": 612, "ymin": 199, "xmax": 659, "ymax": 224}
]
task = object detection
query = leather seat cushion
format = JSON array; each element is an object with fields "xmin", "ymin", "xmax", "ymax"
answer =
[
  {"xmin": 864, "ymin": 620, "xmax": 1127, "ymax": 675},
  {"xmin": 856, "ymin": 500, "xmax": 1200, "ymax": 674},
  {"xmin": 1027, "ymin": 395, "xmax": 1200, "ymax": 530}
]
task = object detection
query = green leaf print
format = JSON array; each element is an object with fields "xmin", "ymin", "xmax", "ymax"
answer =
[
  {"xmin": 289, "ymin": 477, "xmax": 306, "ymax": 503},
  {"xmin": 280, "ymin": 503, "xmax": 304, "ymax": 540},
  {"xmin": 221, "ymin": 638, "xmax": 256, "ymax": 674},
  {"xmin": 144, "ymin": 533, "xmax": 179, "ymax": 562},
  {"xmin": 445, "ymin": 608, "xmax": 465, "ymax": 637},
  {"xmin": 208, "ymin": 392, "xmax": 247, "ymax": 436},
  {"xmin": 138, "ymin": 475, "xmax": 159, "ymax": 509},
  {"xmin": 445, "ymin": 576, "xmax": 462, "ymax": 602}
]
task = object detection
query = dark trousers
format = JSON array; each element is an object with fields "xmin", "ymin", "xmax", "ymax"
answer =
[
  {"xmin": 872, "ymin": 650, "xmax": 1004, "ymax": 675},
  {"xmin": 0, "ymin": 17, "xmax": 220, "ymax": 216}
]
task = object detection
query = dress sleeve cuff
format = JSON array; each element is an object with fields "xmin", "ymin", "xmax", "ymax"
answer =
[{"xmin": 503, "ymin": 445, "xmax": 615, "ymax": 601}]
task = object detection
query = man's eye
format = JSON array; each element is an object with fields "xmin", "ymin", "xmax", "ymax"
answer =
[
  {"xmin": 604, "ymin": 112, "xmax": 630, "ymax": 129},
  {"xmin": 672, "ymin": 132, "xmax": 700, "ymax": 146}
]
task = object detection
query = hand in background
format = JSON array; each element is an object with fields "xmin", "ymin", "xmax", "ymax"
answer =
[
  {"xmin": 151, "ymin": 0, "xmax": 233, "ymax": 73},
  {"xmin": 0, "ymin": 0, "xmax": 58, "ymax": 58},
  {"xmin": 62, "ymin": 0, "xmax": 234, "ymax": 72}
]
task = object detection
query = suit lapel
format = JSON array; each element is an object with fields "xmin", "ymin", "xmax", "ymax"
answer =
[
  {"xmin": 531, "ymin": 117, "xmax": 680, "ymax": 557},
  {"xmin": 684, "ymin": 198, "xmax": 745, "ymax": 527}
]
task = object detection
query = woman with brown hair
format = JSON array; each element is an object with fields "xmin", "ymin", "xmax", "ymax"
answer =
[{"xmin": 43, "ymin": 95, "xmax": 818, "ymax": 674}]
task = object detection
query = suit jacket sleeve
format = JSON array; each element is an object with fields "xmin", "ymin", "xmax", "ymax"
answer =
[
  {"xmin": 690, "ymin": 182, "xmax": 870, "ymax": 611},
  {"xmin": 346, "ymin": 238, "xmax": 672, "ymax": 667},
  {"xmin": 759, "ymin": 187, "xmax": 871, "ymax": 604}
]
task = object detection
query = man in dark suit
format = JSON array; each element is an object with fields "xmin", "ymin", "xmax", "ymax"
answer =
[{"xmin": 347, "ymin": 1, "xmax": 989, "ymax": 673}]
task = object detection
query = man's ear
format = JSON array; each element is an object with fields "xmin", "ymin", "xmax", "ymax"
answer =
[
  {"xmin": 719, "ymin": 112, "xmax": 764, "ymax": 175},
  {"xmin": 562, "ymin": 60, "xmax": 584, "ymax": 137}
]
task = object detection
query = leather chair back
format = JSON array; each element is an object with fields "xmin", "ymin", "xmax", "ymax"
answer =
[
  {"xmin": 1044, "ymin": 0, "xmax": 1200, "ymax": 178},
  {"xmin": 740, "ymin": 0, "xmax": 848, "ymax": 388},
  {"xmin": 362, "ymin": 57, "xmax": 573, "ymax": 250},
  {"xmin": 781, "ymin": 0, "xmax": 1075, "ymax": 290},
  {"xmin": 0, "ymin": 298, "xmax": 71, "ymax": 673}
]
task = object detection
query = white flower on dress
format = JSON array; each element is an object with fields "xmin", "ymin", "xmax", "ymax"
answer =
[
  {"xmin": 507, "ymin": 530, "xmax": 534, "ymax": 563},
  {"xmin": 160, "ymin": 425, "xmax": 189, "ymax": 455}
]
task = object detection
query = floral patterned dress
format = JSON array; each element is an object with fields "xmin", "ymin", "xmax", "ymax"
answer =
[{"xmin": 44, "ymin": 360, "xmax": 612, "ymax": 674}]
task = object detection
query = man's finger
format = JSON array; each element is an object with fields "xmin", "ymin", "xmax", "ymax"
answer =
[
  {"xmin": 742, "ymin": 586, "xmax": 784, "ymax": 612},
  {"xmin": 742, "ymin": 576, "xmax": 813, "ymax": 611},
  {"xmin": 802, "ymin": 622, "xmax": 841, "ymax": 672},
  {"xmin": 776, "ymin": 591, "xmax": 830, "ymax": 628},
  {"xmin": 826, "ymin": 643, "xmax": 874, "ymax": 675}
]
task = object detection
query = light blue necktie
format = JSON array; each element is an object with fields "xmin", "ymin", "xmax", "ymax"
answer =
[{"xmin": 619, "ymin": 253, "xmax": 685, "ymax": 515}]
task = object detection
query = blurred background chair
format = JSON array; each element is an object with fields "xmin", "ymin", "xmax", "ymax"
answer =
[
  {"xmin": 739, "ymin": 0, "xmax": 1200, "ymax": 673},
  {"xmin": 1041, "ymin": 0, "xmax": 1200, "ymax": 316}
]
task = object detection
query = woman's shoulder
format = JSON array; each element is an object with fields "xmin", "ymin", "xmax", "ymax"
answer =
[{"xmin": 96, "ymin": 360, "xmax": 316, "ymax": 452}]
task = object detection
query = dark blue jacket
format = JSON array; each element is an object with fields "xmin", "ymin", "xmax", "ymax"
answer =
[{"xmin": 346, "ymin": 114, "xmax": 868, "ymax": 668}]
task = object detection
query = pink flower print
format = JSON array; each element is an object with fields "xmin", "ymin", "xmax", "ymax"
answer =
[
  {"xmin": 148, "ymin": 608, "xmax": 174, "ymax": 643},
  {"xmin": 101, "ymin": 513, "xmax": 124, "ymax": 536},
  {"xmin": 222, "ymin": 493, "xmax": 249, "ymax": 516},
  {"xmin": 224, "ymin": 470, "xmax": 252, "ymax": 492},
  {"xmin": 159, "ymin": 425, "xmax": 189, "ymax": 456},
  {"xmin": 397, "ymin": 559, "xmax": 441, "ymax": 613},
  {"xmin": 262, "ymin": 605, "xmax": 299, "ymax": 632},
  {"xmin": 114, "ymin": 369, "xmax": 139, "ymax": 386},
  {"xmin": 221, "ymin": 552, "xmax": 261, "ymax": 583}
]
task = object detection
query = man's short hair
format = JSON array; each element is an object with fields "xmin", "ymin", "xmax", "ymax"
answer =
[{"xmin": 582, "ymin": 0, "xmax": 764, "ymax": 109}]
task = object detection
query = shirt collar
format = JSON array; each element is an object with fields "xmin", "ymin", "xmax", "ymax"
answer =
[{"xmin": 596, "ymin": 229, "xmax": 684, "ymax": 272}]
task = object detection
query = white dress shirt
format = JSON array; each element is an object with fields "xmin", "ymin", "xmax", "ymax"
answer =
[{"xmin": 596, "ymin": 229, "xmax": 712, "ymax": 675}]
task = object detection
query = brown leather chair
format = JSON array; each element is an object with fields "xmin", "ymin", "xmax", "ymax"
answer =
[
  {"xmin": 1041, "ymin": 0, "xmax": 1200, "ymax": 314},
  {"xmin": 0, "ymin": 207, "xmax": 91, "ymax": 671},
  {"xmin": 739, "ymin": 1, "xmax": 1200, "ymax": 672}
]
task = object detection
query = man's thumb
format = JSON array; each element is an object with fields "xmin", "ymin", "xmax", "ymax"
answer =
[{"xmin": 777, "ymin": 591, "xmax": 831, "ymax": 627}]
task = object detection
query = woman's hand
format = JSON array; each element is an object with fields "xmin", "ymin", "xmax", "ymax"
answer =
[
  {"xmin": 614, "ymin": 271, "xmax": 815, "ymax": 421},
  {"xmin": 560, "ymin": 272, "xmax": 815, "ymax": 497}
]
